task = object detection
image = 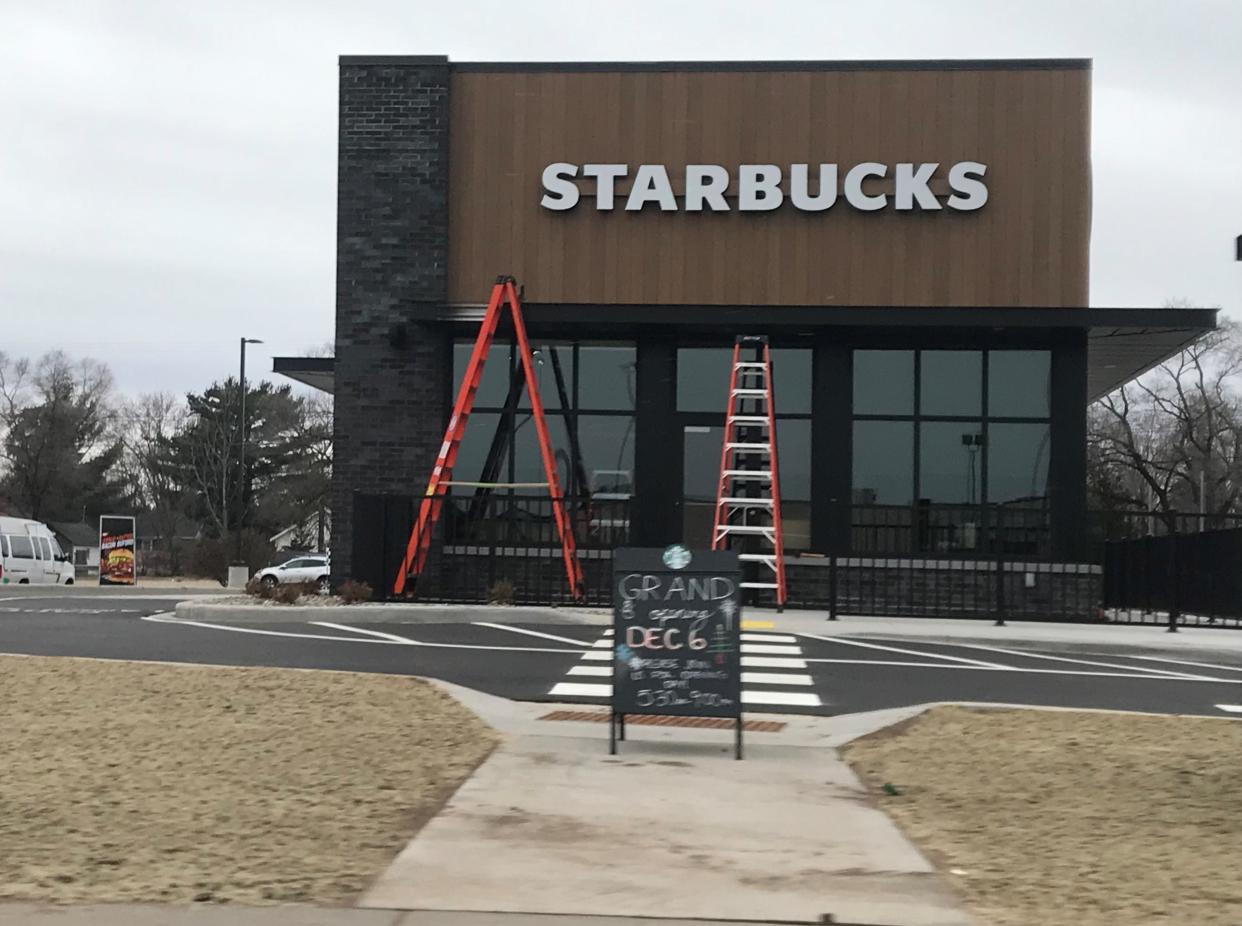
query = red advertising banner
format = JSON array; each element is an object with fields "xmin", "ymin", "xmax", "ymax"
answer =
[{"xmin": 99, "ymin": 515, "xmax": 137, "ymax": 586}]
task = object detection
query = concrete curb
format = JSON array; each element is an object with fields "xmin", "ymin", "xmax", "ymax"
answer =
[{"xmin": 171, "ymin": 600, "xmax": 610, "ymax": 625}]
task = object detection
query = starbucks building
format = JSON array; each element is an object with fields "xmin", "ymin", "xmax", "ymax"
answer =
[{"xmin": 275, "ymin": 56, "xmax": 1215, "ymax": 612}]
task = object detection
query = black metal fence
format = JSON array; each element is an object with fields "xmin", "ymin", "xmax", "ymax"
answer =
[
  {"xmin": 1102, "ymin": 524, "xmax": 1242, "ymax": 629},
  {"xmin": 415, "ymin": 494, "xmax": 630, "ymax": 606},
  {"xmin": 400, "ymin": 492, "xmax": 1242, "ymax": 627},
  {"xmin": 851, "ymin": 502, "xmax": 1052, "ymax": 558}
]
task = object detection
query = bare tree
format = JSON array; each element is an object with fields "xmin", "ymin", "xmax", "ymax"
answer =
[{"xmin": 1089, "ymin": 311, "xmax": 1242, "ymax": 525}]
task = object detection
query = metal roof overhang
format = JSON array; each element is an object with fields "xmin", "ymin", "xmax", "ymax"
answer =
[
  {"xmin": 272, "ymin": 356, "xmax": 335, "ymax": 394},
  {"xmin": 275, "ymin": 306, "xmax": 1217, "ymax": 402}
]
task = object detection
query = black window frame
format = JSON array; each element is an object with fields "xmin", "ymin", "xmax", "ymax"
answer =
[{"xmin": 851, "ymin": 349, "xmax": 1053, "ymax": 506}]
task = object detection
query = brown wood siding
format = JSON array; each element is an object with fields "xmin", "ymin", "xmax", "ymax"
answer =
[{"xmin": 446, "ymin": 67, "xmax": 1090, "ymax": 307}]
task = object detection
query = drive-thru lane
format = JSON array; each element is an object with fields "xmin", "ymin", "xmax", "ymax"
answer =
[{"xmin": 2, "ymin": 592, "xmax": 1242, "ymax": 717}]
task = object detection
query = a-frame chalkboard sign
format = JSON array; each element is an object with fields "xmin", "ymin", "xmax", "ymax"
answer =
[{"xmin": 611, "ymin": 546, "xmax": 744, "ymax": 759}]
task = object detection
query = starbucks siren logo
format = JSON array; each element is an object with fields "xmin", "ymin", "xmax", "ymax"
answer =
[{"xmin": 662, "ymin": 544, "xmax": 692, "ymax": 570}]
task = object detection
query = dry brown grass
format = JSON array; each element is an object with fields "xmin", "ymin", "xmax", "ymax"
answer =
[
  {"xmin": 844, "ymin": 705, "xmax": 1242, "ymax": 926},
  {"xmin": 0, "ymin": 655, "xmax": 497, "ymax": 905}
]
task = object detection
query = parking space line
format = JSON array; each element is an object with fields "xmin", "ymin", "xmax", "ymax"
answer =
[
  {"xmin": 927, "ymin": 640, "xmax": 1225, "ymax": 681},
  {"xmin": 472, "ymin": 622, "xmax": 591, "ymax": 648},
  {"xmin": 798, "ymin": 633, "xmax": 1010, "ymax": 669},
  {"xmin": 1111, "ymin": 654, "xmax": 1242, "ymax": 675}
]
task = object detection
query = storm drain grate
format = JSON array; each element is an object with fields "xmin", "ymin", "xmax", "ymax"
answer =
[{"xmin": 539, "ymin": 710, "xmax": 786, "ymax": 732}]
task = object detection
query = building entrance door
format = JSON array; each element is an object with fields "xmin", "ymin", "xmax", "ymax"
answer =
[{"xmin": 682, "ymin": 425, "xmax": 724, "ymax": 548}]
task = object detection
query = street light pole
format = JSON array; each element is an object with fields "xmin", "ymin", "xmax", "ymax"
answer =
[{"xmin": 236, "ymin": 337, "xmax": 263, "ymax": 565}]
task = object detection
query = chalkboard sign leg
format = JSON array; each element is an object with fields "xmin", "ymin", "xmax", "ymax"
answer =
[
  {"xmin": 609, "ymin": 712, "xmax": 617, "ymax": 755},
  {"xmin": 735, "ymin": 716, "xmax": 744, "ymax": 760},
  {"xmin": 619, "ymin": 712, "xmax": 626, "ymax": 741}
]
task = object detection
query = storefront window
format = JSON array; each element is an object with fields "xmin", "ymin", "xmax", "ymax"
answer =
[
  {"xmin": 453, "ymin": 342, "xmax": 515, "ymax": 408},
  {"xmin": 677, "ymin": 349, "xmax": 733, "ymax": 412},
  {"xmin": 776, "ymin": 419, "xmax": 812, "ymax": 549},
  {"xmin": 854, "ymin": 350, "xmax": 914, "ymax": 416},
  {"xmin": 987, "ymin": 423, "xmax": 1051, "ymax": 504},
  {"xmin": 920, "ymin": 350, "xmax": 982, "ymax": 416},
  {"xmin": 853, "ymin": 349, "xmax": 1053, "ymax": 519},
  {"xmin": 852, "ymin": 421, "xmax": 914, "ymax": 505},
  {"xmin": 919, "ymin": 422, "xmax": 985, "ymax": 504},
  {"xmin": 575, "ymin": 414, "xmax": 636, "ymax": 496},
  {"xmin": 677, "ymin": 348, "xmax": 811, "ymax": 414},
  {"xmin": 454, "ymin": 340, "xmax": 634, "ymax": 413},
  {"xmin": 988, "ymin": 351, "xmax": 1051, "ymax": 418},
  {"xmin": 577, "ymin": 345, "xmax": 636, "ymax": 410}
]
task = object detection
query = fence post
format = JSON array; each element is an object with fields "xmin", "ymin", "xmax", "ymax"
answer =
[
  {"xmin": 827, "ymin": 496, "xmax": 839, "ymax": 621},
  {"xmin": 994, "ymin": 504, "xmax": 1006, "ymax": 626},
  {"xmin": 1167, "ymin": 525, "xmax": 1180, "ymax": 633}
]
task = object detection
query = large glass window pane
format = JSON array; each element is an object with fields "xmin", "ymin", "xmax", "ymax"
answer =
[
  {"xmin": 919, "ymin": 422, "xmax": 984, "ymax": 504},
  {"xmin": 518, "ymin": 344, "xmax": 571, "ymax": 411},
  {"xmin": 453, "ymin": 342, "xmax": 514, "ymax": 410},
  {"xmin": 577, "ymin": 345, "xmax": 636, "ymax": 410},
  {"xmin": 510, "ymin": 412, "xmax": 572, "ymax": 485},
  {"xmin": 852, "ymin": 421, "xmax": 914, "ymax": 505},
  {"xmin": 677, "ymin": 348, "xmax": 732, "ymax": 412},
  {"xmin": 776, "ymin": 419, "xmax": 811, "ymax": 549},
  {"xmin": 679, "ymin": 347, "xmax": 810, "ymax": 414},
  {"xmin": 920, "ymin": 351, "xmax": 982, "ymax": 417},
  {"xmin": 451, "ymin": 411, "xmax": 502, "ymax": 484},
  {"xmin": 988, "ymin": 351, "xmax": 1051, "ymax": 418},
  {"xmin": 577, "ymin": 414, "xmax": 636, "ymax": 497},
  {"xmin": 853, "ymin": 350, "xmax": 914, "ymax": 416},
  {"xmin": 771, "ymin": 349, "xmax": 812, "ymax": 414},
  {"xmin": 987, "ymin": 423, "xmax": 1051, "ymax": 504}
]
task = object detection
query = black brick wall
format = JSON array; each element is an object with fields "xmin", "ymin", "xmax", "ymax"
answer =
[{"xmin": 333, "ymin": 59, "xmax": 451, "ymax": 586}]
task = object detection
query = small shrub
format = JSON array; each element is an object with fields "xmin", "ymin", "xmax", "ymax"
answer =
[
  {"xmin": 488, "ymin": 578, "xmax": 515, "ymax": 606},
  {"xmin": 338, "ymin": 579, "xmax": 373, "ymax": 604},
  {"xmin": 244, "ymin": 577, "xmax": 277, "ymax": 600},
  {"xmin": 272, "ymin": 583, "xmax": 303, "ymax": 605}
]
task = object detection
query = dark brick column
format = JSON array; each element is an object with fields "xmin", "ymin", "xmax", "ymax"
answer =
[{"xmin": 332, "ymin": 56, "xmax": 451, "ymax": 587}]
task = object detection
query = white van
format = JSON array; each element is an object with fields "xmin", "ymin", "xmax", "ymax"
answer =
[{"xmin": 0, "ymin": 517, "xmax": 76, "ymax": 585}]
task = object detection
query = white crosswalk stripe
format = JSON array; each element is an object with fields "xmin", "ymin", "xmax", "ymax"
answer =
[{"xmin": 548, "ymin": 630, "xmax": 822, "ymax": 709}]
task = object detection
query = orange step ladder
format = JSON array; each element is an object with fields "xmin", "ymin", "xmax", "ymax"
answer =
[
  {"xmin": 392, "ymin": 277, "xmax": 585, "ymax": 600},
  {"xmin": 710, "ymin": 335, "xmax": 788, "ymax": 609}
]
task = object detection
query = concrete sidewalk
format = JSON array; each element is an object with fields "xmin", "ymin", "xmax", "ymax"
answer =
[{"xmin": 360, "ymin": 684, "xmax": 976, "ymax": 926}]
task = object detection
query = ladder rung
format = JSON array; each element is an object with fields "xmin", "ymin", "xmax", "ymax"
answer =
[
  {"xmin": 728, "ymin": 416, "xmax": 769, "ymax": 425},
  {"xmin": 723, "ymin": 470, "xmax": 772, "ymax": 479},
  {"xmin": 726, "ymin": 443, "xmax": 771, "ymax": 451},
  {"xmin": 717, "ymin": 525, "xmax": 776, "ymax": 536},
  {"xmin": 740, "ymin": 582, "xmax": 781, "ymax": 589},
  {"xmin": 738, "ymin": 553, "xmax": 776, "ymax": 562},
  {"xmin": 735, "ymin": 362, "xmax": 767, "ymax": 369},
  {"xmin": 720, "ymin": 497, "xmax": 774, "ymax": 506},
  {"xmin": 731, "ymin": 389, "xmax": 768, "ymax": 397}
]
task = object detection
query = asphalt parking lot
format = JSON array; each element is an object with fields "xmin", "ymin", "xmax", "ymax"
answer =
[{"xmin": 3, "ymin": 589, "xmax": 1242, "ymax": 718}]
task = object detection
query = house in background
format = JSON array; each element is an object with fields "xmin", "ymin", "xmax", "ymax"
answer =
[
  {"xmin": 270, "ymin": 510, "xmax": 331, "ymax": 553},
  {"xmin": 48, "ymin": 521, "xmax": 100, "ymax": 577}
]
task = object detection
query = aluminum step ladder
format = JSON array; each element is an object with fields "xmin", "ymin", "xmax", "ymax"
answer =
[{"xmin": 711, "ymin": 335, "xmax": 788, "ymax": 608}]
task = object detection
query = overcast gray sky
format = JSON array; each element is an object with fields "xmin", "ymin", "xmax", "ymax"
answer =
[{"xmin": 2, "ymin": 0, "xmax": 1240, "ymax": 396}]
